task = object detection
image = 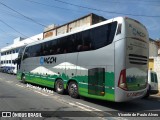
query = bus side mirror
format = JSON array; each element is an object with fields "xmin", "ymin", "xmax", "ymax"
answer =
[{"xmin": 13, "ymin": 58, "xmax": 18, "ymax": 64}]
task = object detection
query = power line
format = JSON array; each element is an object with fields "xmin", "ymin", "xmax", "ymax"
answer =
[
  {"xmin": 0, "ymin": 18, "xmax": 41, "ymax": 44},
  {"xmin": 24, "ymin": 0, "xmax": 85, "ymax": 13},
  {"xmin": 52, "ymin": 0, "xmax": 160, "ymax": 17},
  {"xmin": 25, "ymin": 0, "xmax": 160, "ymax": 8},
  {"xmin": 0, "ymin": 27, "xmax": 18, "ymax": 38},
  {"xmin": 108, "ymin": 0, "xmax": 160, "ymax": 3},
  {"xmin": 0, "ymin": 27, "xmax": 9, "ymax": 33},
  {"xmin": 0, "ymin": 18, "xmax": 27, "ymax": 38},
  {"xmin": 0, "ymin": 8, "xmax": 32, "ymax": 22},
  {"xmin": 25, "ymin": 0, "xmax": 160, "ymax": 7},
  {"xmin": 24, "ymin": 0, "xmax": 160, "ymax": 16},
  {"xmin": 100, "ymin": 0, "xmax": 160, "ymax": 6},
  {"xmin": 0, "ymin": 1, "xmax": 46, "ymax": 27}
]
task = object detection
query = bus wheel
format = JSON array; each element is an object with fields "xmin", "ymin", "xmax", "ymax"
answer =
[
  {"xmin": 68, "ymin": 81, "xmax": 79, "ymax": 98},
  {"xmin": 55, "ymin": 79, "xmax": 64, "ymax": 94},
  {"xmin": 143, "ymin": 86, "xmax": 150, "ymax": 99},
  {"xmin": 22, "ymin": 75, "xmax": 26, "ymax": 84}
]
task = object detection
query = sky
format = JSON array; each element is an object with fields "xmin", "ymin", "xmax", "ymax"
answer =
[{"xmin": 0, "ymin": 0, "xmax": 160, "ymax": 48}]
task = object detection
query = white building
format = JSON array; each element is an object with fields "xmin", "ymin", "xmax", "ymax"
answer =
[
  {"xmin": 149, "ymin": 38, "xmax": 158, "ymax": 58},
  {"xmin": 0, "ymin": 33, "xmax": 43, "ymax": 74},
  {"xmin": 148, "ymin": 38, "xmax": 160, "ymax": 92}
]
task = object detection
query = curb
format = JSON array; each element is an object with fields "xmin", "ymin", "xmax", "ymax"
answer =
[{"xmin": 150, "ymin": 95, "xmax": 160, "ymax": 98}]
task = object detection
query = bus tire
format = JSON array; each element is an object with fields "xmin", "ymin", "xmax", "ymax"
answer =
[
  {"xmin": 143, "ymin": 85, "xmax": 150, "ymax": 99},
  {"xmin": 55, "ymin": 79, "xmax": 64, "ymax": 94},
  {"xmin": 68, "ymin": 81, "xmax": 79, "ymax": 98},
  {"xmin": 143, "ymin": 91, "xmax": 149, "ymax": 98},
  {"xmin": 22, "ymin": 74, "xmax": 26, "ymax": 84}
]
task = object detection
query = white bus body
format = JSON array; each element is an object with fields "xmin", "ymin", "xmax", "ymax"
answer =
[{"xmin": 17, "ymin": 17, "xmax": 149, "ymax": 102}]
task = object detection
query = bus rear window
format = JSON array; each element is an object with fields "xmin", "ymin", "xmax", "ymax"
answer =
[
  {"xmin": 92, "ymin": 21, "xmax": 117, "ymax": 49},
  {"xmin": 116, "ymin": 24, "xmax": 122, "ymax": 35}
]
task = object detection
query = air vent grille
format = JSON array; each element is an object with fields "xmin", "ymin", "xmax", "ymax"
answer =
[{"xmin": 129, "ymin": 54, "xmax": 147, "ymax": 65}]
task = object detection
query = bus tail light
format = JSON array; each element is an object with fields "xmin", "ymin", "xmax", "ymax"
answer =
[{"xmin": 118, "ymin": 69, "xmax": 128, "ymax": 90}]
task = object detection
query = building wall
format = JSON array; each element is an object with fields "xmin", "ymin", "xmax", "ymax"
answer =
[
  {"xmin": 154, "ymin": 57, "xmax": 160, "ymax": 91},
  {"xmin": 43, "ymin": 29, "xmax": 56, "ymax": 39},
  {"xmin": 156, "ymin": 41, "xmax": 160, "ymax": 56},
  {"xmin": 148, "ymin": 39, "xmax": 160, "ymax": 91},
  {"xmin": 57, "ymin": 25, "xmax": 68, "ymax": 36},
  {"xmin": 148, "ymin": 58, "xmax": 154, "ymax": 70},
  {"xmin": 149, "ymin": 40, "xmax": 158, "ymax": 57},
  {"xmin": 68, "ymin": 16, "xmax": 91, "ymax": 33},
  {"xmin": 13, "ymin": 37, "xmax": 25, "ymax": 44},
  {"xmin": 43, "ymin": 13, "xmax": 106, "ymax": 39},
  {"xmin": 0, "ymin": 33, "xmax": 43, "ymax": 69},
  {"xmin": 149, "ymin": 39, "xmax": 157, "ymax": 71}
]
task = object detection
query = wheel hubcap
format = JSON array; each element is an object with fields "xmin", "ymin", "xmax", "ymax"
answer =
[
  {"xmin": 22, "ymin": 76, "xmax": 25, "ymax": 81},
  {"xmin": 70, "ymin": 84, "xmax": 77, "ymax": 95},
  {"xmin": 57, "ymin": 82, "xmax": 63, "ymax": 91}
]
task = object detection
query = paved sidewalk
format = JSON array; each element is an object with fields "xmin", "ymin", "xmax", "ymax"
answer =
[{"xmin": 151, "ymin": 94, "xmax": 160, "ymax": 98}]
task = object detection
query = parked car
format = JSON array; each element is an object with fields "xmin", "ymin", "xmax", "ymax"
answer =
[
  {"xmin": 0, "ymin": 66, "xmax": 4, "ymax": 72},
  {"xmin": 144, "ymin": 70, "xmax": 159, "ymax": 98},
  {"xmin": 7, "ymin": 67, "xmax": 14, "ymax": 74},
  {"xmin": 2, "ymin": 66, "xmax": 9, "ymax": 73},
  {"xmin": 10, "ymin": 67, "xmax": 17, "ymax": 75}
]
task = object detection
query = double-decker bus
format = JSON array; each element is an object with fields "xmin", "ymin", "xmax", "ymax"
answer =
[{"xmin": 17, "ymin": 17, "xmax": 149, "ymax": 102}]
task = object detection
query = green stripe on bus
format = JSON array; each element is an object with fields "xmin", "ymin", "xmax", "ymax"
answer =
[{"xmin": 18, "ymin": 71, "xmax": 115, "ymax": 101}]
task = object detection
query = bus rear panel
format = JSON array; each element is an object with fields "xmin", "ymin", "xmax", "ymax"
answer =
[{"xmin": 115, "ymin": 17, "xmax": 149, "ymax": 102}]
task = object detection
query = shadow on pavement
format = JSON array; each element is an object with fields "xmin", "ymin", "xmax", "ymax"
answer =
[{"xmin": 80, "ymin": 96, "xmax": 160, "ymax": 112}]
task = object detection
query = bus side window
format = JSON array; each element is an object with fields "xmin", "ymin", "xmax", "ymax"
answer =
[
  {"xmin": 28, "ymin": 46, "xmax": 32, "ymax": 57},
  {"xmin": 39, "ymin": 43, "xmax": 44, "ymax": 56},
  {"xmin": 92, "ymin": 25, "xmax": 107, "ymax": 49},
  {"xmin": 34, "ymin": 44, "xmax": 41, "ymax": 57},
  {"xmin": 108, "ymin": 22, "xmax": 118, "ymax": 43},
  {"xmin": 91, "ymin": 22, "xmax": 117, "ymax": 50},
  {"xmin": 56, "ymin": 38, "xmax": 62, "ymax": 54},
  {"xmin": 50, "ymin": 40, "xmax": 57, "ymax": 55},
  {"xmin": 82, "ymin": 30, "xmax": 92, "ymax": 51},
  {"xmin": 43, "ymin": 42, "xmax": 50, "ymax": 56},
  {"xmin": 41, "ymin": 43, "xmax": 47, "ymax": 56},
  {"xmin": 32, "ymin": 45, "xmax": 36, "ymax": 57},
  {"xmin": 56, "ymin": 37, "xmax": 68, "ymax": 54},
  {"xmin": 23, "ymin": 47, "xmax": 29, "ymax": 60},
  {"xmin": 66, "ymin": 35, "xmax": 76, "ymax": 53},
  {"xmin": 61, "ymin": 37, "xmax": 68, "ymax": 54},
  {"xmin": 75, "ymin": 32, "xmax": 83, "ymax": 52}
]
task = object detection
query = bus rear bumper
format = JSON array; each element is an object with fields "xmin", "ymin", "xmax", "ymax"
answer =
[{"xmin": 115, "ymin": 87, "xmax": 147, "ymax": 102}]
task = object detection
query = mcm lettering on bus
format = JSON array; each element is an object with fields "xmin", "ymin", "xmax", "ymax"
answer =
[{"xmin": 40, "ymin": 57, "xmax": 57, "ymax": 65}]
